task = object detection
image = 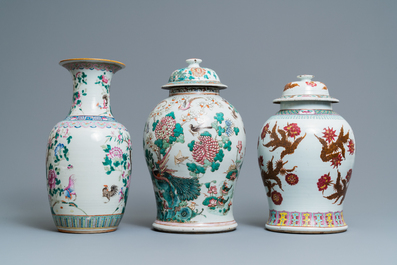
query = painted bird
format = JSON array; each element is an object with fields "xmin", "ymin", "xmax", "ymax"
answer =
[
  {"xmin": 64, "ymin": 175, "xmax": 77, "ymax": 201},
  {"xmin": 178, "ymin": 97, "xmax": 202, "ymax": 111},
  {"xmin": 102, "ymin": 185, "xmax": 118, "ymax": 203}
]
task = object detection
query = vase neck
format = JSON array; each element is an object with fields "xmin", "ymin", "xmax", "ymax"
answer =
[
  {"xmin": 169, "ymin": 87, "xmax": 220, "ymax": 96},
  {"xmin": 67, "ymin": 68, "xmax": 114, "ymax": 117},
  {"xmin": 280, "ymin": 101, "xmax": 333, "ymax": 110}
]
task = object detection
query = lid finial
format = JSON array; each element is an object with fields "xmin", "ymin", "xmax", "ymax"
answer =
[
  {"xmin": 186, "ymin": 58, "xmax": 202, "ymax": 67},
  {"xmin": 297, "ymin": 75, "xmax": 314, "ymax": 81}
]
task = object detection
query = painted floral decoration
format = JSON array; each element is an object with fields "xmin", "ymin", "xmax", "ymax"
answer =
[
  {"xmin": 284, "ymin": 123, "xmax": 301, "ymax": 138},
  {"xmin": 155, "ymin": 116, "xmax": 176, "ymax": 140},
  {"xmin": 108, "ymin": 147, "xmax": 123, "ymax": 159},
  {"xmin": 192, "ymin": 135, "xmax": 220, "ymax": 165},
  {"xmin": 330, "ymin": 153, "xmax": 343, "ymax": 168},
  {"xmin": 322, "ymin": 127, "xmax": 337, "ymax": 143},
  {"xmin": 271, "ymin": 190, "xmax": 283, "ymax": 205},
  {"xmin": 261, "ymin": 123, "xmax": 270, "ymax": 139},
  {"xmin": 348, "ymin": 139, "xmax": 355, "ymax": 155},
  {"xmin": 306, "ymin": 81, "xmax": 317, "ymax": 87},
  {"xmin": 285, "ymin": 173, "xmax": 299, "ymax": 186},
  {"xmin": 48, "ymin": 169, "xmax": 57, "ymax": 189},
  {"xmin": 208, "ymin": 186, "xmax": 218, "ymax": 195},
  {"xmin": 317, "ymin": 173, "xmax": 332, "ymax": 193},
  {"xmin": 191, "ymin": 67, "xmax": 206, "ymax": 77}
]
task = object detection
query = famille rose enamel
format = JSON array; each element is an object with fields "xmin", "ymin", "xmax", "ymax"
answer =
[
  {"xmin": 257, "ymin": 75, "xmax": 356, "ymax": 233},
  {"xmin": 143, "ymin": 59, "xmax": 246, "ymax": 233},
  {"xmin": 46, "ymin": 58, "xmax": 131, "ymax": 233}
]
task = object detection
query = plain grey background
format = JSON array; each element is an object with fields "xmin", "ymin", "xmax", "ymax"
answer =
[{"xmin": 1, "ymin": 0, "xmax": 396, "ymax": 264}]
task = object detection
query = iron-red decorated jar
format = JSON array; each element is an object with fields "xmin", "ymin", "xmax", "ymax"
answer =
[
  {"xmin": 46, "ymin": 58, "xmax": 131, "ymax": 233},
  {"xmin": 143, "ymin": 59, "xmax": 246, "ymax": 233},
  {"xmin": 257, "ymin": 75, "xmax": 356, "ymax": 233}
]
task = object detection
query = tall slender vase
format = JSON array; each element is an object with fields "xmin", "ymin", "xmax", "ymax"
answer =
[
  {"xmin": 46, "ymin": 58, "xmax": 132, "ymax": 233},
  {"xmin": 143, "ymin": 59, "xmax": 246, "ymax": 233},
  {"xmin": 257, "ymin": 75, "xmax": 356, "ymax": 233}
]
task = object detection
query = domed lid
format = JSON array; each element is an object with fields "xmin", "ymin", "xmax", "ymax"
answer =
[
  {"xmin": 162, "ymin": 58, "xmax": 227, "ymax": 89},
  {"xmin": 273, "ymin": 75, "xmax": 339, "ymax": 103}
]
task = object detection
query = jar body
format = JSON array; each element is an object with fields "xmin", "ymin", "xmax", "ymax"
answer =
[
  {"xmin": 257, "ymin": 103, "xmax": 355, "ymax": 233},
  {"xmin": 46, "ymin": 60, "xmax": 131, "ymax": 233},
  {"xmin": 144, "ymin": 88, "xmax": 246, "ymax": 232}
]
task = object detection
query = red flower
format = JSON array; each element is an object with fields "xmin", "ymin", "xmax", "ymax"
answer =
[
  {"xmin": 48, "ymin": 169, "xmax": 57, "ymax": 189},
  {"xmin": 261, "ymin": 123, "xmax": 270, "ymax": 139},
  {"xmin": 284, "ymin": 123, "xmax": 301, "ymax": 138},
  {"xmin": 306, "ymin": 81, "xmax": 317, "ymax": 87},
  {"xmin": 317, "ymin": 173, "xmax": 332, "ymax": 192},
  {"xmin": 258, "ymin": 156, "xmax": 264, "ymax": 167},
  {"xmin": 155, "ymin": 116, "xmax": 176, "ymax": 140},
  {"xmin": 348, "ymin": 139, "xmax": 355, "ymax": 155},
  {"xmin": 285, "ymin": 173, "xmax": 299, "ymax": 186},
  {"xmin": 322, "ymin": 127, "xmax": 337, "ymax": 143},
  {"xmin": 346, "ymin": 169, "xmax": 352, "ymax": 182},
  {"xmin": 330, "ymin": 153, "xmax": 343, "ymax": 168},
  {"xmin": 191, "ymin": 67, "xmax": 206, "ymax": 77},
  {"xmin": 271, "ymin": 191, "xmax": 283, "ymax": 205},
  {"xmin": 192, "ymin": 136, "xmax": 220, "ymax": 165}
]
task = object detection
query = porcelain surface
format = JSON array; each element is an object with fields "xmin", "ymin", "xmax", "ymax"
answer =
[
  {"xmin": 144, "ymin": 59, "xmax": 246, "ymax": 233},
  {"xmin": 258, "ymin": 75, "xmax": 355, "ymax": 233},
  {"xmin": 46, "ymin": 58, "xmax": 131, "ymax": 233}
]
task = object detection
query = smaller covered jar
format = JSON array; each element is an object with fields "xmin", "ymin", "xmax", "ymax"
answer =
[
  {"xmin": 143, "ymin": 59, "xmax": 246, "ymax": 233},
  {"xmin": 257, "ymin": 75, "xmax": 356, "ymax": 233}
]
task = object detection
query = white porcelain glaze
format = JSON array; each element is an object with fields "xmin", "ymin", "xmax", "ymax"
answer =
[
  {"xmin": 46, "ymin": 58, "xmax": 131, "ymax": 233},
  {"xmin": 143, "ymin": 59, "xmax": 246, "ymax": 233},
  {"xmin": 258, "ymin": 75, "xmax": 355, "ymax": 233}
]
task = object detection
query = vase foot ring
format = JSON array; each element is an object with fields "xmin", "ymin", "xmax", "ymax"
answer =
[
  {"xmin": 57, "ymin": 227, "xmax": 118, "ymax": 234},
  {"xmin": 153, "ymin": 220, "xmax": 237, "ymax": 233},
  {"xmin": 265, "ymin": 224, "xmax": 347, "ymax": 234}
]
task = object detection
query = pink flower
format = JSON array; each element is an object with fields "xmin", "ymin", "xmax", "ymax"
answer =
[
  {"xmin": 285, "ymin": 173, "xmax": 299, "ymax": 186},
  {"xmin": 128, "ymin": 139, "xmax": 131, "ymax": 147},
  {"xmin": 155, "ymin": 116, "xmax": 176, "ymax": 140},
  {"xmin": 107, "ymin": 147, "xmax": 123, "ymax": 159},
  {"xmin": 48, "ymin": 169, "xmax": 57, "ymax": 189},
  {"xmin": 208, "ymin": 198, "xmax": 217, "ymax": 207},
  {"xmin": 118, "ymin": 134, "xmax": 122, "ymax": 141},
  {"xmin": 103, "ymin": 99, "xmax": 108, "ymax": 109},
  {"xmin": 127, "ymin": 162, "xmax": 131, "ymax": 170},
  {"xmin": 284, "ymin": 123, "xmax": 301, "ymax": 138},
  {"xmin": 208, "ymin": 186, "xmax": 217, "ymax": 195},
  {"xmin": 126, "ymin": 177, "xmax": 131, "ymax": 188},
  {"xmin": 192, "ymin": 136, "xmax": 220, "ymax": 165},
  {"xmin": 102, "ymin": 75, "xmax": 109, "ymax": 84},
  {"xmin": 75, "ymin": 72, "xmax": 81, "ymax": 78},
  {"xmin": 236, "ymin": 141, "xmax": 242, "ymax": 153}
]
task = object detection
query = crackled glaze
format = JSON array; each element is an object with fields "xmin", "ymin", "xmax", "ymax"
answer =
[
  {"xmin": 144, "ymin": 59, "xmax": 246, "ymax": 233},
  {"xmin": 258, "ymin": 75, "xmax": 355, "ymax": 234},
  {"xmin": 46, "ymin": 58, "xmax": 131, "ymax": 233}
]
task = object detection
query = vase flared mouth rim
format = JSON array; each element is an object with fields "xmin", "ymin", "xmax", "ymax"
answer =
[{"xmin": 59, "ymin": 58, "xmax": 125, "ymax": 68}]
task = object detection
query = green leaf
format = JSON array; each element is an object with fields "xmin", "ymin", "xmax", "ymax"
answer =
[
  {"xmin": 214, "ymin": 113, "xmax": 224, "ymax": 124},
  {"xmin": 205, "ymin": 182, "xmax": 211, "ymax": 189},
  {"xmin": 114, "ymin": 160, "xmax": 121, "ymax": 168},
  {"xmin": 103, "ymin": 155, "xmax": 112, "ymax": 166},
  {"xmin": 165, "ymin": 112, "xmax": 175, "ymax": 119},
  {"xmin": 234, "ymin": 127, "xmax": 240, "ymax": 136},
  {"xmin": 214, "ymin": 149, "xmax": 224, "ymax": 162},
  {"xmin": 188, "ymin": 140, "xmax": 195, "ymax": 151},
  {"xmin": 200, "ymin": 131, "xmax": 212, "ymax": 137},
  {"xmin": 66, "ymin": 136, "xmax": 72, "ymax": 144},
  {"xmin": 210, "ymin": 162, "xmax": 220, "ymax": 172}
]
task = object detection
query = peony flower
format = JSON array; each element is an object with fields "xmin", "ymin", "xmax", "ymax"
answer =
[
  {"xmin": 208, "ymin": 186, "xmax": 217, "ymax": 195},
  {"xmin": 322, "ymin": 127, "xmax": 337, "ymax": 144},
  {"xmin": 285, "ymin": 173, "xmax": 299, "ymax": 186},
  {"xmin": 236, "ymin": 140, "xmax": 242, "ymax": 153},
  {"xmin": 261, "ymin": 123, "xmax": 270, "ymax": 139},
  {"xmin": 271, "ymin": 191, "xmax": 283, "ymax": 205},
  {"xmin": 102, "ymin": 75, "xmax": 109, "ymax": 84},
  {"xmin": 348, "ymin": 139, "xmax": 355, "ymax": 155},
  {"xmin": 191, "ymin": 67, "xmax": 206, "ymax": 77},
  {"xmin": 330, "ymin": 153, "xmax": 343, "ymax": 168},
  {"xmin": 154, "ymin": 116, "xmax": 176, "ymax": 140},
  {"xmin": 107, "ymin": 146, "xmax": 123, "ymax": 159},
  {"xmin": 284, "ymin": 123, "xmax": 301, "ymax": 138},
  {"xmin": 118, "ymin": 134, "xmax": 122, "ymax": 141},
  {"xmin": 317, "ymin": 173, "xmax": 332, "ymax": 192},
  {"xmin": 48, "ymin": 169, "xmax": 57, "ymax": 189},
  {"xmin": 346, "ymin": 169, "xmax": 352, "ymax": 182},
  {"xmin": 192, "ymin": 136, "xmax": 220, "ymax": 165},
  {"xmin": 208, "ymin": 198, "xmax": 217, "ymax": 207}
]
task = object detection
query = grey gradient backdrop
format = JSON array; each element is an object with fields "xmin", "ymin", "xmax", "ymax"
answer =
[{"xmin": 1, "ymin": 1, "xmax": 396, "ymax": 264}]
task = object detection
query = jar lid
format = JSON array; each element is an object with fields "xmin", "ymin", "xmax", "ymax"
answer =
[
  {"xmin": 162, "ymin": 58, "xmax": 227, "ymax": 89},
  {"xmin": 273, "ymin": 75, "xmax": 339, "ymax": 103}
]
